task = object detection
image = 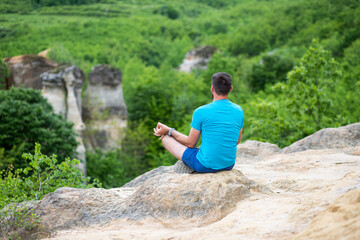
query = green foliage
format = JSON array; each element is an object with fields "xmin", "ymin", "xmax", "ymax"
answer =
[
  {"xmin": 153, "ymin": 5, "xmax": 180, "ymax": 20},
  {"xmin": 245, "ymin": 40, "xmax": 353, "ymax": 147},
  {"xmin": 248, "ymin": 53, "xmax": 295, "ymax": 92},
  {"xmin": 0, "ymin": 0, "xmax": 359, "ymax": 185},
  {"xmin": 32, "ymin": 0, "xmax": 101, "ymax": 7},
  {"xmin": 0, "ymin": 143, "xmax": 100, "ymax": 239},
  {"xmin": 87, "ymin": 121, "xmax": 153, "ymax": 188},
  {"xmin": 0, "ymin": 61, "xmax": 7, "ymax": 89},
  {"xmin": 0, "ymin": 88, "xmax": 77, "ymax": 171},
  {"xmin": 286, "ymin": 39, "xmax": 341, "ymax": 131}
]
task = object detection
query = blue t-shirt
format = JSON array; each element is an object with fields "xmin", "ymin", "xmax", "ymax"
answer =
[{"xmin": 191, "ymin": 99, "xmax": 244, "ymax": 169}]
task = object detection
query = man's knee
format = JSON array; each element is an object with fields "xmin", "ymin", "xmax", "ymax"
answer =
[{"xmin": 161, "ymin": 135, "xmax": 171, "ymax": 144}]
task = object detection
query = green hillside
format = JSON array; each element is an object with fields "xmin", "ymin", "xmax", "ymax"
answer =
[{"xmin": 1, "ymin": 0, "xmax": 359, "ymax": 187}]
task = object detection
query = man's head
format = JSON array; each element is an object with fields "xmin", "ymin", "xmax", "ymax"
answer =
[{"xmin": 211, "ymin": 72, "xmax": 233, "ymax": 96}]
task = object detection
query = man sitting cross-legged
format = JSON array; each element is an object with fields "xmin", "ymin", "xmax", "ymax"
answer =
[{"xmin": 153, "ymin": 72, "xmax": 244, "ymax": 173}]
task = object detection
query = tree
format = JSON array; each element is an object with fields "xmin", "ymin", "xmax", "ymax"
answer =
[
  {"xmin": 0, "ymin": 88, "xmax": 78, "ymax": 170},
  {"xmin": 285, "ymin": 39, "xmax": 341, "ymax": 133}
]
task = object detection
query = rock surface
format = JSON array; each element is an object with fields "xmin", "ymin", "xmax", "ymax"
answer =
[
  {"xmin": 83, "ymin": 64, "xmax": 127, "ymax": 150},
  {"xmin": 178, "ymin": 46, "xmax": 217, "ymax": 73},
  {"xmin": 293, "ymin": 188, "xmax": 360, "ymax": 240},
  {"xmin": 41, "ymin": 65, "xmax": 86, "ymax": 173},
  {"xmin": 34, "ymin": 169, "xmax": 258, "ymax": 232},
  {"xmin": 283, "ymin": 123, "xmax": 360, "ymax": 153},
  {"xmin": 3, "ymin": 55, "xmax": 58, "ymax": 89},
  {"xmin": 236, "ymin": 140, "xmax": 281, "ymax": 163},
  {"xmin": 37, "ymin": 123, "xmax": 360, "ymax": 240},
  {"xmin": 122, "ymin": 170, "xmax": 254, "ymax": 223}
]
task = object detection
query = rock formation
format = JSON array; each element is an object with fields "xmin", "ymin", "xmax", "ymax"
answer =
[
  {"xmin": 83, "ymin": 64, "xmax": 127, "ymax": 150},
  {"xmin": 30, "ymin": 123, "xmax": 359, "ymax": 240},
  {"xmin": 2, "ymin": 54, "xmax": 129, "ymax": 172},
  {"xmin": 41, "ymin": 65, "xmax": 86, "ymax": 173},
  {"xmin": 178, "ymin": 46, "xmax": 217, "ymax": 73},
  {"xmin": 236, "ymin": 140, "xmax": 280, "ymax": 163},
  {"xmin": 283, "ymin": 122, "xmax": 360, "ymax": 153},
  {"xmin": 33, "ymin": 168, "xmax": 262, "ymax": 232},
  {"xmin": 3, "ymin": 55, "xmax": 58, "ymax": 89}
]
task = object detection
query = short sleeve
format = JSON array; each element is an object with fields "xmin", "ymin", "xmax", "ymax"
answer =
[
  {"xmin": 240, "ymin": 111, "xmax": 244, "ymax": 129},
  {"xmin": 191, "ymin": 108, "xmax": 202, "ymax": 131}
]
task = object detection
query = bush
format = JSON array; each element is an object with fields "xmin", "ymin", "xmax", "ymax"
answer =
[
  {"xmin": 0, "ymin": 88, "xmax": 78, "ymax": 171},
  {"xmin": 248, "ymin": 53, "xmax": 294, "ymax": 92},
  {"xmin": 0, "ymin": 143, "xmax": 101, "ymax": 239},
  {"xmin": 154, "ymin": 5, "xmax": 179, "ymax": 20}
]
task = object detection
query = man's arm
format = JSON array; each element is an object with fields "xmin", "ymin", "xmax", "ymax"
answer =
[
  {"xmin": 237, "ymin": 128, "xmax": 243, "ymax": 145},
  {"xmin": 154, "ymin": 122, "xmax": 200, "ymax": 148},
  {"xmin": 171, "ymin": 127, "xmax": 200, "ymax": 148}
]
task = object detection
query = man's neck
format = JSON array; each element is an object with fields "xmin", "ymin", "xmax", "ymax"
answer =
[{"xmin": 213, "ymin": 95, "xmax": 228, "ymax": 101}]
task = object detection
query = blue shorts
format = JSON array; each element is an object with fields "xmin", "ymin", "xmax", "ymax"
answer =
[{"xmin": 181, "ymin": 147, "xmax": 234, "ymax": 173}]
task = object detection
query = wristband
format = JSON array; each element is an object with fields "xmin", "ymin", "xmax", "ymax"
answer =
[{"xmin": 168, "ymin": 128, "xmax": 175, "ymax": 136}]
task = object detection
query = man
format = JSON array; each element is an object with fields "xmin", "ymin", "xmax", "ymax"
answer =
[{"xmin": 153, "ymin": 72, "xmax": 244, "ymax": 173}]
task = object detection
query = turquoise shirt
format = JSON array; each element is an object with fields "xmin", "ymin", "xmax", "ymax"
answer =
[{"xmin": 191, "ymin": 99, "xmax": 244, "ymax": 169}]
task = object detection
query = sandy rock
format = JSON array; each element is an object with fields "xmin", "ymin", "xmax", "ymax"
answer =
[
  {"xmin": 123, "ymin": 161, "xmax": 194, "ymax": 188},
  {"xmin": 293, "ymin": 189, "xmax": 360, "ymax": 240},
  {"xmin": 236, "ymin": 140, "xmax": 280, "ymax": 163},
  {"xmin": 34, "ymin": 169, "xmax": 259, "ymax": 231},
  {"xmin": 283, "ymin": 123, "xmax": 360, "ymax": 153},
  {"xmin": 83, "ymin": 64, "xmax": 127, "ymax": 150},
  {"xmin": 121, "ymin": 169, "xmax": 254, "ymax": 225},
  {"xmin": 37, "ymin": 123, "xmax": 360, "ymax": 240},
  {"xmin": 178, "ymin": 46, "xmax": 217, "ymax": 73},
  {"xmin": 34, "ymin": 187, "xmax": 134, "ymax": 232},
  {"xmin": 3, "ymin": 54, "xmax": 58, "ymax": 89}
]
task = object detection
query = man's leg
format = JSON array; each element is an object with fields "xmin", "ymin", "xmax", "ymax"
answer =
[{"xmin": 161, "ymin": 135, "xmax": 188, "ymax": 160}]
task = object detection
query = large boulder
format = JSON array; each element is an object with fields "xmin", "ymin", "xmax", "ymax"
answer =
[
  {"xmin": 121, "ymin": 169, "xmax": 255, "ymax": 224},
  {"xmin": 3, "ymin": 54, "xmax": 58, "ymax": 89},
  {"xmin": 283, "ymin": 123, "xmax": 360, "ymax": 153},
  {"xmin": 34, "ymin": 187, "xmax": 134, "ymax": 232},
  {"xmin": 178, "ymin": 46, "xmax": 217, "ymax": 73},
  {"xmin": 33, "ymin": 169, "xmax": 261, "ymax": 231},
  {"xmin": 83, "ymin": 64, "xmax": 127, "ymax": 150}
]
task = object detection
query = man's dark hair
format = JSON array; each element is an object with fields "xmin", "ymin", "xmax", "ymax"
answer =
[{"xmin": 211, "ymin": 72, "xmax": 232, "ymax": 95}]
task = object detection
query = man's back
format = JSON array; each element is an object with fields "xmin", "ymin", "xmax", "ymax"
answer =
[{"xmin": 191, "ymin": 99, "xmax": 244, "ymax": 169}]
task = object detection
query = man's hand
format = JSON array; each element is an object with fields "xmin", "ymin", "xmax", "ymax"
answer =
[{"xmin": 153, "ymin": 122, "xmax": 170, "ymax": 140}]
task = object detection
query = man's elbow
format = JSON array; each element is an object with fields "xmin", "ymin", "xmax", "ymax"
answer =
[
  {"xmin": 186, "ymin": 139, "xmax": 197, "ymax": 148},
  {"xmin": 187, "ymin": 142, "xmax": 196, "ymax": 148}
]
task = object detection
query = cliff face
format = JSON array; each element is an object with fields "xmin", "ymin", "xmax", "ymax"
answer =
[
  {"xmin": 178, "ymin": 46, "xmax": 217, "ymax": 73},
  {"xmin": 82, "ymin": 64, "xmax": 127, "ymax": 150},
  {"xmin": 31, "ymin": 123, "xmax": 360, "ymax": 240},
  {"xmin": 2, "ymin": 55, "xmax": 129, "ymax": 173}
]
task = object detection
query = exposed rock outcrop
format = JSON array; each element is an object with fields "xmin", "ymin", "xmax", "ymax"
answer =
[
  {"xmin": 34, "ymin": 169, "xmax": 258, "ymax": 232},
  {"xmin": 236, "ymin": 140, "xmax": 280, "ymax": 163},
  {"xmin": 3, "ymin": 55, "xmax": 58, "ymax": 89},
  {"xmin": 83, "ymin": 64, "xmax": 127, "ymax": 150},
  {"xmin": 293, "ymin": 189, "xmax": 360, "ymax": 240},
  {"xmin": 41, "ymin": 65, "xmax": 86, "ymax": 173},
  {"xmin": 123, "ymin": 160, "xmax": 194, "ymax": 188},
  {"xmin": 36, "ymin": 123, "xmax": 360, "ymax": 240},
  {"xmin": 3, "ymin": 54, "xmax": 128, "ymax": 156},
  {"xmin": 178, "ymin": 46, "xmax": 217, "ymax": 73},
  {"xmin": 283, "ymin": 123, "xmax": 360, "ymax": 153}
]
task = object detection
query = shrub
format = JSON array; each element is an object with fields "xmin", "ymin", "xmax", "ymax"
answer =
[
  {"xmin": 0, "ymin": 143, "xmax": 101, "ymax": 239},
  {"xmin": 248, "ymin": 53, "xmax": 294, "ymax": 92},
  {"xmin": 0, "ymin": 88, "xmax": 78, "ymax": 171}
]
